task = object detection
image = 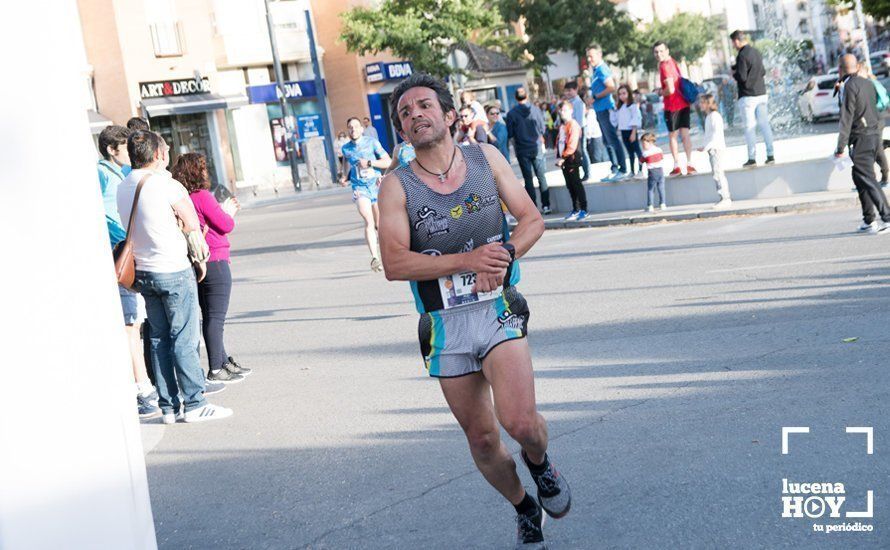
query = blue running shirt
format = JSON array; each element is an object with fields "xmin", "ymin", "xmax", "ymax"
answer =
[{"xmin": 342, "ymin": 136, "xmax": 386, "ymax": 188}]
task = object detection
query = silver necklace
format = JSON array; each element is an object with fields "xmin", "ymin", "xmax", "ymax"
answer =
[{"xmin": 414, "ymin": 147, "xmax": 458, "ymax": 183}]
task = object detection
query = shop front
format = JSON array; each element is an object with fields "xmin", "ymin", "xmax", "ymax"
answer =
[
  {"xmin": 365, "ymin": 61, "xmax": 414, "ymax": 152},
  {"xmin": 139, "ymin": 77, "xmax": 246, "ymax": 189},
  {"xmin": 245, "ymin": 79, "xmax": 327, "ymax": 167}
]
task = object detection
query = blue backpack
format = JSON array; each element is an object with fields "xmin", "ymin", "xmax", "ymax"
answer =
[{"xmin": 679, "ymin": 77, "xmax": 704, "ymax": 104}]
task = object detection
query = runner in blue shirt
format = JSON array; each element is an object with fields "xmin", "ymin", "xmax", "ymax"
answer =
[{"xmin": 339, "ymin": 116, "xmax": 392, "ymax": 272}]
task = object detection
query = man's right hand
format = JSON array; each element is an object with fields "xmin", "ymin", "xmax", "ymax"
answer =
[{"xmin": 465, "ymin": 243, "xmax": 511, "ymax": 273}]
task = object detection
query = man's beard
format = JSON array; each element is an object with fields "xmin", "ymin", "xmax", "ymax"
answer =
[{"xmin": 411, "ymin": 123, "xmax": 449, "ymax": 150}]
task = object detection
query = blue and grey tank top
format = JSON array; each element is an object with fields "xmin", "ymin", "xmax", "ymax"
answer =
[{"xmin": 394, "ymin": 144, "xmax": 520, "ymax": 313}]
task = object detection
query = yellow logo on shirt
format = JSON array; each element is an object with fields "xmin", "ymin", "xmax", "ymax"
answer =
[{"xmin": 450, "ymin": 205, "xmax": 463, "ymax": 219}]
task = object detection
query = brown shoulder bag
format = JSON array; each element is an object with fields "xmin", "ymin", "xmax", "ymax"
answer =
[{"xmin": 112, "ymin": 174, "xmax": 150, "ymax": 289}]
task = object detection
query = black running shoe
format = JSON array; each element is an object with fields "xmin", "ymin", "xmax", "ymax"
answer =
[
  {"xmin": 515, "ymin": 501, "xmax": 546, "ymax": 549},
  {"xmin": 207, "ymin": 368, "xmax": 244, "ymax": 384},
  {"xmin": 742, "ymin": 159, "xmax": 757, "ymax": 168},
  {"xmin": 523, "ymin": 451, "xmax": 572, "ymax": 519},
  {"xmin": 224, "ymin": 358, "xmax": 251, "ymax": 376},
  {"xmin": 765, "ymin": 156, "xmax": 775, "ymax": 164},
  {"xmin": 205, "ymin": 381, "xmax": 226, "ymax": 395}
]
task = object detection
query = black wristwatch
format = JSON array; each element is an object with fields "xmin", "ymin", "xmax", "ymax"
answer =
[{"xmin": 502, "ymin": 242, "xmax": 516, "ymax": 262}]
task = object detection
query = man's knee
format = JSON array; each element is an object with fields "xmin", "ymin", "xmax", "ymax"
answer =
[
  {"xmin": 501, "ymin": 414, "xmax": 541, "ymax": 444},
  {"xmin": 466, "ymin": 428, "xmax": 502, "ymax": 458}
]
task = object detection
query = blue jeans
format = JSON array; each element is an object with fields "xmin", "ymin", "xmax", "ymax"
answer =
[
  {"xmin": 596, "ymin": 109, "xmax": 627, "ymax": 174},
  {"xmin": 516, "ymin": 151, "xmax": 550, "ymax": 208},
  {"xmin": 580, "ymin": 128, "xmax": 591, "ymax": 180},
  {"xmin": 135, "ymin": 268, "xmax": 206, "ymax": 414},
  {"xmin": 739, "ymin": 95, "xmax": 774, "ymax": 160},
  {"xmin": 647, "ymin": 167, "xmax": 666, "ymax": 207},
  {"xmin": 586, "ymin": 136, "xmax": 608, "ymax": 163}
]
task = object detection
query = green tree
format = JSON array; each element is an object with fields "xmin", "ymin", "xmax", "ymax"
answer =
[
  {"xmin": 497, "ymin": 0, "xmax": 638, "ymax": 73},
  {"xmin": 637, "ymin": 13, "xmax": 718, "ymax": 71},
  {"xmin": 339, "ymin": 0, "xmax": 508, "ymax": 78},
  {"xmin": 827, "ymin": 0, "xmax": 890, "ymax": 21}
]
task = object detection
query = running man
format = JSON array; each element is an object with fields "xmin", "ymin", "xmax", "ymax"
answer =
[
  {"xmin": 377, "ymin": 73, "xmax": 571, "ymax": 549},
  {"xmin": 339, "ymin": 117, "xmax": 392, "ymax": 272}
]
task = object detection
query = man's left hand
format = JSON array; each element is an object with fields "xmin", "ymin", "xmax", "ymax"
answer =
[{"xmin": 474, "ymin": 269, "xmax": 505, "ymax": 293}]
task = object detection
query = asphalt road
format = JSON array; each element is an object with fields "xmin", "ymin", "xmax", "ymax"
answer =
[{"xmin": 144, "ymin": 194, "xmax": 889, "ymax": 549}]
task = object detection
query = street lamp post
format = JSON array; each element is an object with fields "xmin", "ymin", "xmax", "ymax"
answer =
[
  {"xmin": 264, "ymin": 0, "xmax": 302, "ymax": 192},
  {"xmin": 304, "ymin": 9, "xmax": 338, "ymax": 184}
]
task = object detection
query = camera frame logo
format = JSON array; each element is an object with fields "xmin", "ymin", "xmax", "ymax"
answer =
[{"xmin": 781, "ymin": 426, "xmax": 874, "ymax": 534}]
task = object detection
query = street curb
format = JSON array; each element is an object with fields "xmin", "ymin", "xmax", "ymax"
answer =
[
  {"xmin": 542, "ymin": 196, "xmax": 859, "ymax": 230},
  {"xmin": 239, "ymin": 186, "xmax": 351, "ymax": 209}
]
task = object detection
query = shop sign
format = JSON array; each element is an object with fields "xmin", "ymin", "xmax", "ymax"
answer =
[
  {"xmin": 297, "ymin": 114, "xmax": 324, "ymax": 140},
  {"xmin": 365, "ymin": 61, "xmax": 413, "ymax": 83},
  {"xmin": 247, "ymin": 80, "xmax": 324, "ymax": 104},
  {"xmin": 140, "ymin": 78, "xmax": 211, "ymax": 99}
]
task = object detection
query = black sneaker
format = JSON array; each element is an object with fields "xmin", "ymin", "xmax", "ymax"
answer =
[
  {"xmin": 522, "ymin": 451, "xmax": 572, "ymax": 519},
  {"xmin": 207, "ymin": 368, "xmax": 244, "ymax": 384},
  {"xmin": 515, "ymin": 501, "xmax": 546, "ymax": 549},
  {"xmin": 225, "ymin": 357, "xmax": 252, "ymax": 376},
  {"xmin": 765, "ymin": 156, "xmax": 775, "ymax": 164},
  {"xmin": 742, "ymin": 159, "xmax": 757, "ymax": 168},
  {"xmin": 137, "ymin": 394, "xmax": 161, "ymax": 419},
  {"xmin": 205, "ymin": 381, "xmax": 226, "ymax": 395}
]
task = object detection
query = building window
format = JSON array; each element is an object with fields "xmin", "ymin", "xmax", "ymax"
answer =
[
  {"xmin": 150, "ymin": 22, "xmax": 184, "ymax": 57},
  {"xmin": 145, "ymin": 0, "xmax": 183, "ymax": 57}
]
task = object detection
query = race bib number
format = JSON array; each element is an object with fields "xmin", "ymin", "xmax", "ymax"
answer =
[
  {"xmin": 359, "ymin": 167, "xmax": 376, "ymax": 180},
  {"xmin": 438, "ymin": 271, "xmax": 502, "ymax": 309}
]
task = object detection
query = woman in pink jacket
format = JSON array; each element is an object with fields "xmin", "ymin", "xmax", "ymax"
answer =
[{"xmin": 172, "ymin": 153, "xmax": 251, "ymax": 384}]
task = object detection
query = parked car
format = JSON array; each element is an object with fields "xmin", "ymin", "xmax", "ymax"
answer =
[
  {"xmin": 869, "ymin": 50, "xmax": 890, "ymax": 77},
  {"xmin": 798, "ymin": 75, "xmax": 840, "ymax": 121}
]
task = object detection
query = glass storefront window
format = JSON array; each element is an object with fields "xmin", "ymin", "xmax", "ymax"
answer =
[{"xmin": 152, "ymin": 113, "xmax": 219, "ymax": 187}]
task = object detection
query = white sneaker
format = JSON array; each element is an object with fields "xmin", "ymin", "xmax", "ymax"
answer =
[
  {"xmin": 183, "ymin": 403, "xmax": 233, "ymax": 423},
  {"xmin": 714, "ymin": 199, "xmax": 732, "ymax": 209},
  {"xmin": 877, "ymin": 222, "xmax": 890, "ymax": 234},
  {"xmin": 858, "ymin": 222, "xmax": 877, "ymax": 232},
  {"xmin": 162, "ymin": 413, "xmax": 176, "ymax": 425},
  {"xmin": 659, "ymin": 203, "xmax": 667, "ymax": 210},
  {"xmin": 645, "ymin": 205, "xmax": 654, "ymax": 213}
]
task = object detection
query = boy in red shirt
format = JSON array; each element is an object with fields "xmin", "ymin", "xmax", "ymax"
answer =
[{"xmin": 653, "ymin": 41, "xmax": 697, "ymax": 176}]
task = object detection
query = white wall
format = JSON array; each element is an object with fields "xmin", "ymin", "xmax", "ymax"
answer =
[
  {"xmin": 232, "ymin": 104, "xmax": 280, "ymax": 190},
  {"xmin": 0, "ymin": 2, "xmax": 156, "ymax": 549}
]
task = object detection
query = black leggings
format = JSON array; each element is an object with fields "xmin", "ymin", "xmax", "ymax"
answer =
[
  {"xmin": 562, "ymin": 160, "xmax": 587, "ymax": 211},
  {"xmin": 620, "ymin": 130, "xmax": 644, "ymax": 174},
  {"xmin": 198, "ymin": 261, "xmax": 233, "ymax": 371}
]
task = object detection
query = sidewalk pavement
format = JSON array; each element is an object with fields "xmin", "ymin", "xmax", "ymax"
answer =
[{"xmin": 541, "ymin": 189, "xmax": 859, "ymax": 229}]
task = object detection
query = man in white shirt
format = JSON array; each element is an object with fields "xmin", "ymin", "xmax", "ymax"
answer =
[{"xmin": 117, "ymin": 130, "xmax": 232, "ymax": 424}]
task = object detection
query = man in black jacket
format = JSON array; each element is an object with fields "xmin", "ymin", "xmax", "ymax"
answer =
[
  {"xmin": 836, "ymin": 54, "xmax": 890, "ymax": 234},
  {"xmin": 507, "ymin": 87, "xmax": 551, "ymax": 213},
  {"xmin": 731, "ymin": 30, "xmax": 775, "ymax": 167}
]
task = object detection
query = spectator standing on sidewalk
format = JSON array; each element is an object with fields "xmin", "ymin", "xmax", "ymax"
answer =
[
  {"xmin": 584, "ymin": 96, "xmax": 608, "ymax": 163},
  {"xmin": 126, "ymin": 117, "xmax": 150, "ymax": 131},
  {"xmin": 835, "ymin": 54, "xmax": 890, "ymax": 234},
  {"xmin": 697, "ymin": 94, "xmax": 732, "ymax": 208},
  {"xmin": 653, "ymin": 41, "xmax": 697, "ymax": 176},
  {"xmin": 507, "ymin": 87, "xmax": 551, "ymax": 214},
  {"xmin": 97, "ymin": 125, "xmax": 160, "ymax": 418},
  {"xmin": 585, "ymin": 45, "xmax": 628, "ymax": 182},
  {"xmin": 118, "ymin": 130, "xmax": 233, "ymax": 424},
  {"xmin": 362, "ymin": 117, "xmax": 379, "ymax": 141},
  {"xmin": 640, "ymin": 133, "xmax": 666, "ymax": 212},
  {"xmin": 556, "ymin": 100, "xmax": 588, "ymax": 221},
  {"xmin": 562, "ymin": 81, "xmax": 592, "ymax": 182},
  {"xmin": 485, "ymin": 104, "xmax": 510, "ymax": 162},
  {"xmin": 172, "ymin": 153, "xmax": 252, "ymax": 384},
  {"xmin": 460, "ymin": 90, "xmax": 488, "ymax": 122},
  {"xmin": 616, "ymin": 85, "xmax": 644, "ymax": 177},
  {"xmin": 731, "ymin": 30, "xmax": 775, "ymax": 167}
]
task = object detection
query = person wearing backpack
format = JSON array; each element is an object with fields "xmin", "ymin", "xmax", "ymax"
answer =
[
  {"xmin": 731, "ymin": 30, "xmax": 775, "ymax": 167},
  {"xmin": 653, "ymin": 41, "xmax": 697, "ymax": 176}
]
